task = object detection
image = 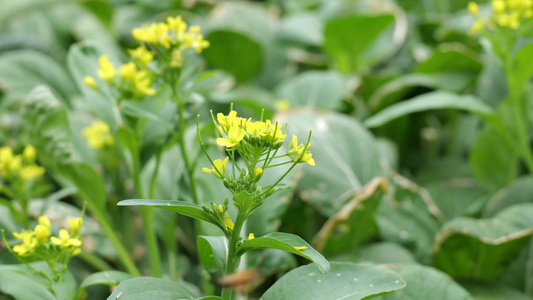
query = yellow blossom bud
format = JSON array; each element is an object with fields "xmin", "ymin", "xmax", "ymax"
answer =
[
  {"xmin": 83, "ymin": 76, "xmax": 98, "ymax": 90},
  {"xmin": 129, "ymin": 47, "xmax": 154, "ymax": 65},
  {"xmin": 468, "ymin": 2, "xmax": 480, "ymax": 16},
  {"xmin": 22, "ymin": 145, "xmax": 37, "ymax": 161},
  {"xmin": 275, "ymin": 99, "xmax": 291, "ymax": 112},
  {"xmin": 120, "ymin": 62, "xmax": 137, "ymax": 79},
  {"xmin": 97, "ymin": 55, "xmax": 116, "ymax": 83},
  {"xmin": 248, "ymin": 233, "xmax": 255, "ymax": 240},
  {"xmin": 294, "ymin": 246, "xmax": 307, "ymax": 251},
  {"xmin": 218, "ymin": 204, "xmax": 224, "ymax": 213},
  {"xmin": 82, "ymin": 121, "xmax": 114, "ymax": 150},
  {"xmin": 255, "ymin": 167, "xmax": 263, "ymax": 179},
  {"xmin": 469, "ymin": 18, "xmax": 485, "ymax": 34},
  {"xmin": 34, "ymin": 224, "xmax": 49, "ymax": 242},
  {"xmin": 72, "ymin": 248, "xmax": 82, "ymax": 256},
  {"xmin": 38, "ymin": 216, "xmax": 51, "ymax": 229},
  {"xmin": 224, "ymin": 214, "xmax": 234, "ymax": 230},
  {"xmin": 69, "ymin": 218, "xmax": 83, "ymax": 232},
  {"xmin": 8, "ymin": 155, "xmax": 22, "ymax": 172},
  {"xmin": 20, "ymin": 165, "xmax": 45, "ymax": 181},
  {"xmin": 492, "ymin": 0, "xmax": 506, "ymax": 13}
]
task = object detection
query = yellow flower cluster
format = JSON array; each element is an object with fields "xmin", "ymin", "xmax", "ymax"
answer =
[
  {"xmin": 11, "ymin": 216, "xmax": 83, "ymax": 257},
  {"xmin": 0, "ymin": 146, "xmax": 45, "ymax": 181},
  {"xmin": 468, "ymin": 0, "xmax": 533, "ymax": 33},
  {"xmin": 82, "ymin": 120, "xmax": 114, "ymax": 150},
  {"xmin": 86, "ymin": 54, "xmax": 156, "ymax": 97},
  {"xmin": 132, "ymin": 16, "xmax": 210, "ymax": 54}
]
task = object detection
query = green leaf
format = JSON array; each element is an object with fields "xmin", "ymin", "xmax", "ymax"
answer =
[
  {"xmin": 237, "ymin": 232, "xmax": 329, "ymax": 274},
  {"xmin": 107, "ymin": 277, "xmax": 194, "ymax": 300},
  {"xmin": 281, "ymin": 111, "xmax": 383, "ymax": 216},
  {"xmin": 120, "ymin": 101, "xmax": 172, "ymax": 128},
  {"xmin": 324, "ymin": 14, "xmax": 396, "ymax": 73},
  {"xmin": 0, "ymin": 268, "xmax": 55, "ymax": 300},
  {"xmin": 278, "ymin": 13, "xmax": 323, "ymax": 46},
  {"xmin": 118, "ymin": 199, "xmax": 217, "ymax": 226},
  {"xmin": 332, "ymin": 242, "xmax": 417, "ymax": 265},
  {"xmin": 463, "ymin": 282, "xmax": 533, "ymax": 300},
  {"xmin": 313, "ymin": 177, "xmax": 387, "ymax": 254},
  {"xmin": 259, "ymin": 262, "xmax": 405, "ymax": 300},
  {"xmin": 204, "ymin": 30, "xmax": 263, "ymax": 82},
  {"xmin": 433, "ymin": 204, "xmax": 533, "ymax": 280},
  {"xmin": 377, "ymin": 264, "xmax": 472, "ymax": 300},
  {"xmin": 197, "ymin": 236, "xmax": 228, "ymax": 274},
  {"xmin": 508, "ymin": 42, "xmax": 533, "ymax": 97},
  {"xmin": 0, "ymin": 50, "xmax": 76, "ymax": 104},
  {"xmin": 483, "ymin": 177, "xmax": 533, "ymax": 217},
  {"xmin": 61, "ymin": 162, "xmax": 107, "ymax": 211},
  {"xmin": 276, "ymin": 71, "xmax": 345, "ymax": 110},
  {"xmin": 365, "ymin": 91, "xmax": 494, "ymax": 128},
  {"xmin": 77, "ymin": 270, "xmax": 134, "ymax": 296},
  {"xmin": 470, "ymin": 125, "xmax": 518, "ymax": 192}
]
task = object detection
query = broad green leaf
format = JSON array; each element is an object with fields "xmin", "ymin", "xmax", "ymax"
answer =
[
  {"xmin": 0, "ymin": 0, "xmax": 69, "ymax": 27},
  {"xmin": 237, "ymin": 232, "xmax": 329, "ymax": 274},
  {"xmin": 197, "ymin": 236, "xmax": 228, "ymax": 274},
  {"xmin": 332, "ymin": 242, "xmax": 417, "ymax": 265},
  {"xmin": 500, "ymin": 237, "xmax": 533, "ymax": 296},
  {"xmin": 0, "ymin": 268, "xmax": 55, "ymax": 300},
  {"xmin": 280, "ymin": 111, "xmax": 383, "ymax": 216},
  {"xmin": 365, "ymin": 91, "xmax": 494, "ymax": 128},
  {"xmin": 0, "ymin": 50, "xmax": 76, "ymax": 104},
  {"xmin": 470, "ymin": 125, "xmax": 518, "ymax": 192},
  {"xmin": 483, "ymin": 177, "xmax": 533, "ymax": 217},
  {"xmin": 23, "ymin": 86, "xmax": 72, "ymax": 171},
  {"xmin": 259, "ymin": 262, "xmax": 405, "ymax": 300},
  {"xmin": 377, "ymin": 181, "xmax": 443, "ymax": 264},
  {"xmin": 276, "ymin": 70, "xmax": 345, "ymax": 110},
  {"xmin": 324, "ymin": 14, "xmax": 396, "ymax": 73},
  {"xmin": 463, "ymin": 282, "xmax": 533, "ymax": 300},
  {"xmin": 426, "ymin": 182, "xmax": 486, "ymax": 220},
  {"xmin": 61, "ymin": 162, "xmax": 107, "ymax": 211},
  {"xmin": 433, "ymin": 204, "xmax": 533, "ymax": 280},
  {"xmin": 278, "ymin": 13, "xmax": 323, "ymax": 46},
  {"xmin": 508, "ymin": 42, "xmax": 533, "ymax": 97},
  {"xmin": 204, "ymin": 30, "xmax": 263, "ymax": 82},
  {"xmin": 313, "ymin": 177, "xmax": 387, "ymax": 254},
  {"xmin": 377, "ymin": 264, "xmax": 472, "ymax": 300},
  {"xmin": 120, "ymin": 101, "xmax": 172, "ymax": 128},
  {"xmin": 414, "ymin": 44, "xmax": 482, "ymax": 92},
  {"xmin": 107, "ymin": 277, "xmax": 194, "ymax": 300},
  {"xmin": 77, "ymin": 270, "xmax": 134, "ymax": 296},
  {"xmin": 118, "ymin": 199, "xmax": 217, "ymax": 226}
]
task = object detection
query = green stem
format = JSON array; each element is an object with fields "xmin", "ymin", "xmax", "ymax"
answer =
[
  {"xmin": 78, "ymin": 250, "xmax": 112, "ymax": 272},
  {"xmin": 85, "ymin": 199, "xmax": 140, "ymax": 276},
  {"xmin": 513, "ymin": 96, "xmax": 533, "ymax": 174},
  {"xmin": 132, "ymin": 160, "xmax": 162, "ymax": 278},
  {"xmin": 221, "ymin": 212, "xmax": 246, "ymax": 300}
]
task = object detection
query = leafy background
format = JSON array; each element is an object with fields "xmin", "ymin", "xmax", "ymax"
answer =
[{"xmin": 1, "ymin": 0, "xmax": 533, "ymax": 299}]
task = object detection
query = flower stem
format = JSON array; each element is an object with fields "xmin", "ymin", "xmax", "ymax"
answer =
[{"xmin": 221, "ymin": 211, "xmax": 246, "ymax": 300}]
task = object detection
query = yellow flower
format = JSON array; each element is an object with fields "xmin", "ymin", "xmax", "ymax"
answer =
[
  {"xmin": 492, "ymin": 0, "xmax": 506, "ymax": 13},
  {"xmin": 120, "ymin": 62, "xmax": 137, "ymax": 79},
  {"xmin": 247, "ymin": 233, "xmax": 255, "ymax": 241},
  {"xmin": 97, "ymin": 55, "xmax": 116, "ymax": 83},
  {"xmin": 217, "ymin": 111, "xmax": 240, "ymax": 132},
  {"xmin": 83, "ymin": 76, "xmax": 98, "ymax": 90},
  {"xmin": 129, "ymin": 47, "xmax": 154, "ymax": 65},
  {"xmin": 51, "ymin": 229, "xmax": 82, "ymax": 248},
  {"xmin": 69, "ymin": 218, "xmax": 83, "ymax": 232},
  {"xmin": 275, "ymin": 99, "xmax": 290, "ymax": 112},
  {"xmin": 133, "ymin": 70, "xmax": 156, "ymax": 96},
  {"xmin": 12, "ymin": 230, "xmax": 37, "ymax": 256},
  {"xmin": 22, "ymin": 145, "xmax": 37, "ymax": 161},
  {"xmin": 217, "ymin": 126, "xmax": 245, "ymax": 148},
  {"xmin": 34, "ymin": 224, "xmax": 49, "ymax": 242},
  {"xmin": 38, "ymin": 216, "xmax": 51, "ymax": 229},
  {"xmin": 182, "ymin": 26, "xmax": 210, "ymax": 53},
  {"xmin": 224, "ymin": 214, "xmax": 234, "ymax": 230},
  {"xmin": 8, "ymin": 155, "xmax": 22, "ymax": 172},
  {"xmin": 469, "ymin": 18, "xmax": 485, "ymax": 34},
  {"xmin": 82, "ymin": 121, "xmax": 114, "ymax": 150},
  {"xmin": 287, "ymin": 135, "xmax": 315, "ymax": 166},
  {"xmin": 468, "ymin": 2, "xmax": 479, "ymax": 16},
  {"xmin": 19, "ymin": 165, "xmax": 45, "ymax": 181},
  {"xmin": 203, "ymin": 157, "xmax": 229, "ymax": 179},
  {"xmin": 255, "ymin": 167, "xmax": 263, "ymax": 178},
  {"xmin": 171, "ymin": 50, "xmax": 182, "ymax": 68},
  {"xmin": 218, "ymin": 204, "xmax": 224, "ymax": 213}
]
